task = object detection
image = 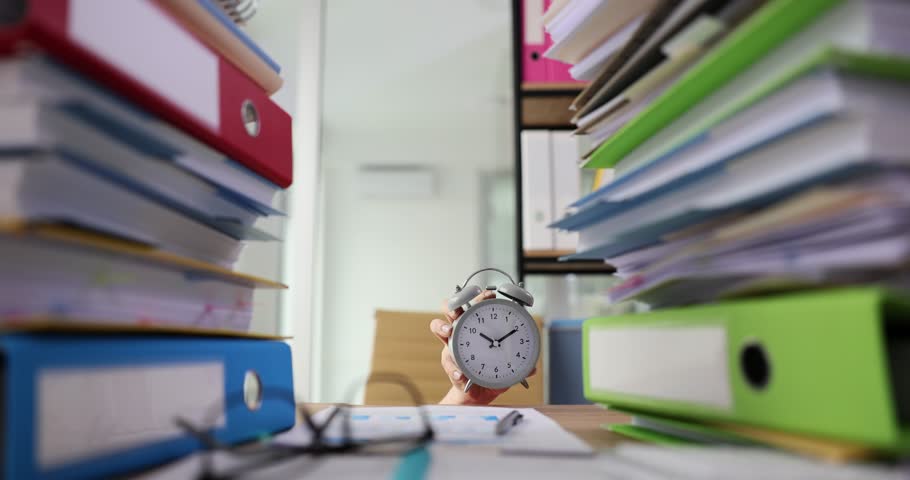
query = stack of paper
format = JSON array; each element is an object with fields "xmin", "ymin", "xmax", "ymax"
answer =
[
  {"xmin": 545, "ymin": 0, "xmax": 766, "ymax": 158},
  {"xmin": 551, "ymin": 0, "xmax": 910, "ymax": 306},
  {"xmin": 544, "ymin": 0, "xmax": 659, "ymax": 78},
  {"xmin": 0, "ymin": 55, "xmax": 288, "ymax": 329},
  {"xmin": 0, "ymin": 58, "xmax": 283, "ymax": 267},
  {"xmin": 0, "ymin": 1, "xmax": 297, "ymax": 478},
  {"xmin": 0, "ymin": 228, "xmax": 286, "ymax": 332},
  {"xmin": 544, "ymin": 0, "xmax": 910, "ymax": 468}
]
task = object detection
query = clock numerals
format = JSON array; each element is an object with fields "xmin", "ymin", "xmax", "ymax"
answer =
[{"xmin": 457, "ymin": 301, "xmax": 538, "ymax": 385}]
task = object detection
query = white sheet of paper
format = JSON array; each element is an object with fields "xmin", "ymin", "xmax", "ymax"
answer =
[{"xmin": 306, "ymin": 405, "xmax": 594, "ymax": 456}]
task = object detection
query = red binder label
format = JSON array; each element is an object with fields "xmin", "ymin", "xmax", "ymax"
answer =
[
  {"xmin": 1, "ymin": 0, "xmax": 294, "ymax": 187},
  {"xmin": 68, "ymin": 0, "xmax": 220, "ymax": 130}
]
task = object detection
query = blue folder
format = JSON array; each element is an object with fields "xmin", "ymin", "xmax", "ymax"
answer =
[
  {"xmin": 195, "ymin": 0, "xmax": 282, "ymax": 73},
  {"xmin": 547, "ymin": 320, "xmax": 590, "ymax": 405},
  {"xmin": 0, "ymin": 334, "xmax": 296, "ymax": 480},
  {"xmin": 553, "ymin": 110, "xmax": 834, "ymax": 232},
  {"xmin": 564, "ymin": 163, "xmax": 873, "ymax": 261},
  {"xmin": 4, "ymin": 57, "xmax": 284, "ymax": 217}
]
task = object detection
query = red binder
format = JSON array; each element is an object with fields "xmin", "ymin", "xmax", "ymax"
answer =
[{"xmin": 0, "ymin": 0, "xmax": 293, "ymax": 187}]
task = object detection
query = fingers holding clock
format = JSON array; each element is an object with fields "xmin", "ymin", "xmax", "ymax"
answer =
[
  {"xmin": 440, "ymin": 345, "xmax": 464, "ymax": 386},
  {"xmin": 439, "ymin": 345, "xmax": 509, "ymax": 405},
  {"xmin": 429, "ymin": 318, "xmax": 453, "ymax": 346}
]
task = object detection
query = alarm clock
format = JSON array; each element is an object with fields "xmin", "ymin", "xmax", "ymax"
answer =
[{"xmin": 447, "ymin": 268, "xmax": 539, "ymax": 393}]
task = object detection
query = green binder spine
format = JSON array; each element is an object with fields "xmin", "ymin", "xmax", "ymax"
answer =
[
  {"xmin": 582, "ymin": 287, "xmax": 910, "ymax": 450},
  {"xmin": 583, "ymin": 0, "xmax": 842, "ymax": 168}
]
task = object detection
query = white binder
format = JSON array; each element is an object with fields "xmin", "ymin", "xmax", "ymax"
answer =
[
  {"xmin": 521, "ymin": 130, "xmax": 555, "ymax": 251},
  {"xmin": 550, "ymin": 131, "xmax": 581, "ymax": 251}
]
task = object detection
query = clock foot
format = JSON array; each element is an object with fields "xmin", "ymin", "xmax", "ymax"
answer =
[
  {"xmin": 520, "ymin": 379, "xmax": 530, "ymax": 389},
  {"xmin": 463, "ymin": 379, "xmax": 474, "ymax": 393}
]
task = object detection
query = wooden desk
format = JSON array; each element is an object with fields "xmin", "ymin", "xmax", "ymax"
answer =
[
  {"xmin": 534, "ymin": 405, "xmax": 630, "ymax": 450},
  {"xmin": 303, "ymin": 404, "xmax": 629, "ymax": 451}
]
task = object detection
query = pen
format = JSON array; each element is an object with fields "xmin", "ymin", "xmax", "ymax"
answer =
[{"xmin": 495, "ymin": 410, "xmax": 524, "ymax": 435}]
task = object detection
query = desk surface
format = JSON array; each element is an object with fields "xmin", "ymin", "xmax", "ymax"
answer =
[
  {"xmin": 533, "ymin": 405, "xmax": 629, "ymax": 450},
  {"xmin": 305, "ymin": 404, "xmax": 629, "ymax": 451}
]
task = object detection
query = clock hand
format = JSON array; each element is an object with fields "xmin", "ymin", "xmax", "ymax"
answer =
[
  {"xmin": 479, "ymin": 332, "xmax": 496, "ymax": 347},
  {"xmin": 496, "ymin": 329, "xmax": 519, "ymax": 343}
]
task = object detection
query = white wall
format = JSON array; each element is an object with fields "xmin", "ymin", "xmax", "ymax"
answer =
[
  {"xmin": 241, "ymin": 0, "xmax": 323, "ymax": 400},
  {"xmin": 316, "ymin": 0, "xmax": 514, "ymax": 402}
]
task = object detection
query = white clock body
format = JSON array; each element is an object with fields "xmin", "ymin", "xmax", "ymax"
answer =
[{"xmin": 448, "ymin": 298, "xmax": 539, "ymax": 390}]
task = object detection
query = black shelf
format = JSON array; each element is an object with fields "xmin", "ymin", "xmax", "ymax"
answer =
[
  {"xmin": 519, "ymin": 123, "xmax": 576, "ymax": 130},
  {"xmin": 522, "ymin": 256, "xmax": 616, "ymax": 276},
  {"xmin": 519, "ymin": 87, "xmax": 585, "ymax": 98},
  {"xmin": 511, "ymin": 0, "xmax": 609, "ymax": 282}
]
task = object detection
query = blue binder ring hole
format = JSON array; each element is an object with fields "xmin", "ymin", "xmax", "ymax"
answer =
[
  {"xmin": 740, "ymin": 341, "xmax": 771, "ymax": 391},
  {"xmin": 243, "ymin": 370, "xmax": 264, "ymax": 410}
]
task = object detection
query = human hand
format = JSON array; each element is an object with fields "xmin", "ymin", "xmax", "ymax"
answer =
[{"xmin": 429, "ymin": 290, "xmax": 536, "ymax": 405}]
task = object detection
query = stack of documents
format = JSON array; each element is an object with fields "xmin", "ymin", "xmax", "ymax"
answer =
[
  {"xmin": 547, "ymin": 0, "xmax": 766, "ymax": 157},
  {"xmin": 541, "ymin": 0, "xmax": 910, "ymax": 469},
  {"xmin": 553, "ymin": 0, "xmax": 910, "ymax": 307},
  {"xmin": 0, "ymin": 1, "xmax": 296, "ymax": 478}
]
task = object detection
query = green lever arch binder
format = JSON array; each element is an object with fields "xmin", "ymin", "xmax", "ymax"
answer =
[{"xmin": 583, "ymin": 287, "xmax": 910, "ymax": 450}]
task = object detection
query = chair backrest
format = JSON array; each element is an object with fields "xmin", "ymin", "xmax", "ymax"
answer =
[{"xmin": 366, "ymin": 309, "xmax": 544, "ymax": 405}]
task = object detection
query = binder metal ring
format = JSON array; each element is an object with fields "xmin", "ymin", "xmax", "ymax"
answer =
[
  {"xmin": 241, "ymin": 99, "xmax": 261, "ymax": 137},
  {"xmin": 243, "ymin": 369, "xmax": 263, "ymax": 410}
]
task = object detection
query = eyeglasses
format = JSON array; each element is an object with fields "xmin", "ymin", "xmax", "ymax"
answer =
[{"xmin": 171, "ymin": 373, "xmax": 435, "ymax": 479}]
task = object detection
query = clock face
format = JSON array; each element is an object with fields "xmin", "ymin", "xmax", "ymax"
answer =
[{"xmin": 451, "ymin": 298, "xmax": 539, "ymax": 389}]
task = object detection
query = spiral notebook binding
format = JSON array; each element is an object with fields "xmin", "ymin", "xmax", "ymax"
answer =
[{"xmin": 214, "ymin": 0, "xmax": 259, "ymax": 25}]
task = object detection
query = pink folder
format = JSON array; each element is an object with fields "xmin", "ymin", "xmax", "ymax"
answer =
[
  {"xmin": 521, "ymin": 0, "xmax": 548, "ymax": 83},
  {"xmin": 523, "ymin": 0, "xmax": 584, "ymax": 84},
  {"xmin": 543, "ymin": 2, "xmax": 579, "ymax": 84}
]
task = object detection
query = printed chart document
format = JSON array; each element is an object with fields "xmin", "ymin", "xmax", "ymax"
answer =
[{"xmin": 308, "ymin": 405, "xmax": 594, "ymax": 456}]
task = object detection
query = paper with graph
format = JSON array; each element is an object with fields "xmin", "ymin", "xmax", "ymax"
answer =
[{"xmin": 309, "ymin": 406, "xmax": 593, "ymax": 456}]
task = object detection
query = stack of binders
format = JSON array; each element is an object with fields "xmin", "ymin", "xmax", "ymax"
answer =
[
  {"xmin": 0, "ymin": 1, "xmax": 296, "ymax": 478},
  {"xmin": 546, "ymin": 0, "xmax": 910, "ymax": 463}
]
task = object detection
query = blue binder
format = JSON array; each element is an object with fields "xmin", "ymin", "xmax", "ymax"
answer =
[
  {"xmin": 0, "ymin": 334, "xmax": 296, "ymax": 480},
  {"xmin": 195, "ymin": 0, "xmax": 281, "ymax": 73},
  {"xmin": 547, "ymin": 320, "xmax": 591, "ymax": 405}
]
